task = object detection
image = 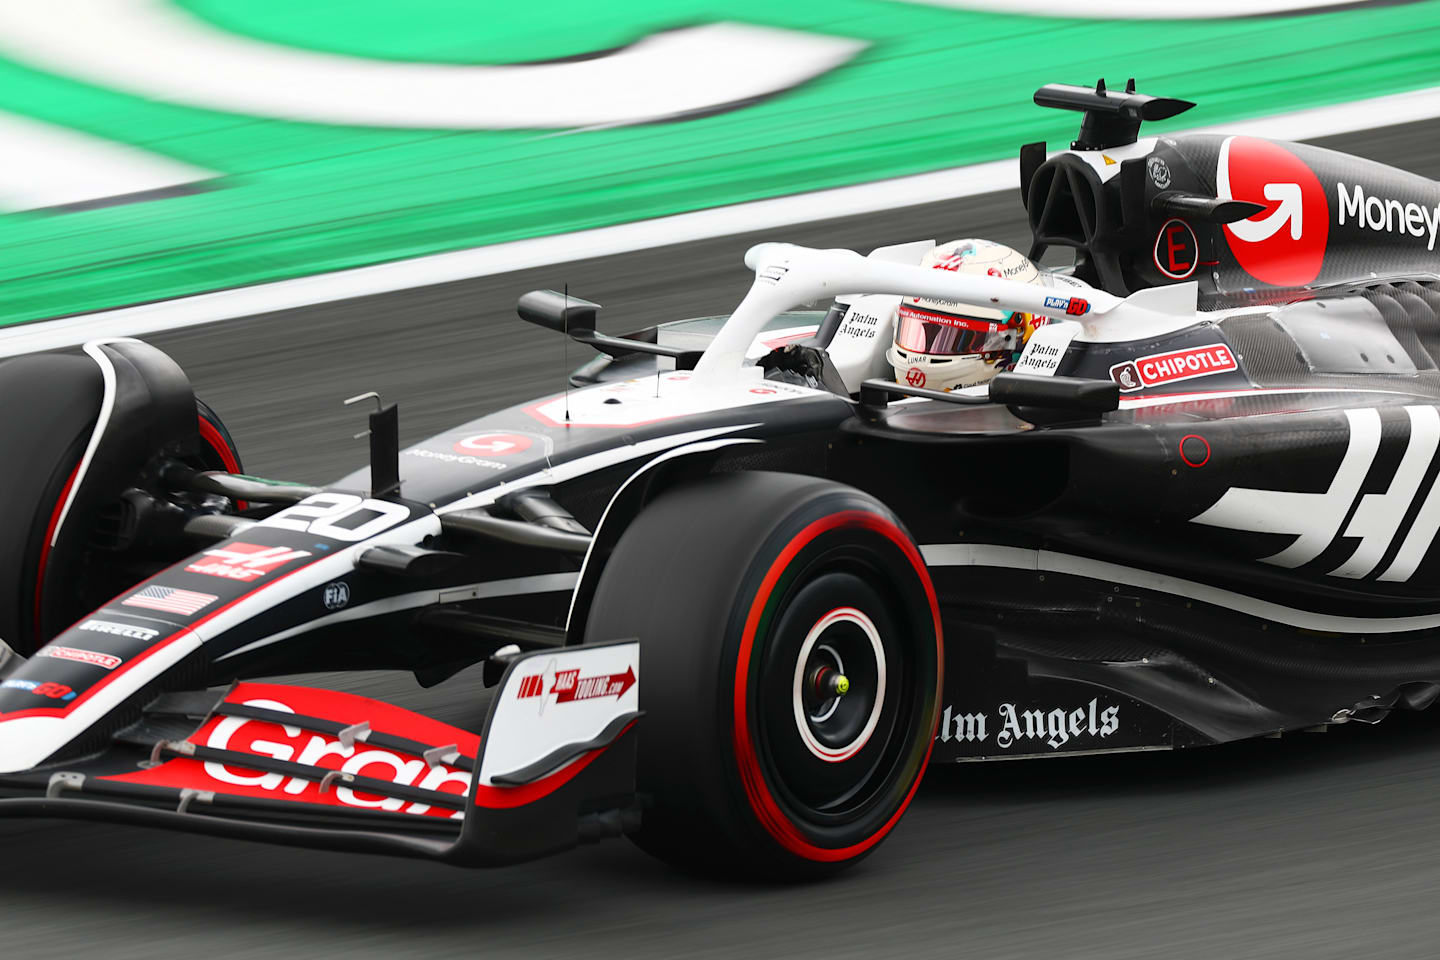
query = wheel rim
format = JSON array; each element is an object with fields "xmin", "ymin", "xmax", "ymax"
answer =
[
  {"xmin": 791, "ymin": 607, "xmax": 886, "ymax": 764},
  {"xmin": 732, "ymin": 506, "xmax": 942, "ymax": 863},
  {"xmin": 756, "ymin": 558, "xmax": 914, "ymax": 823}
]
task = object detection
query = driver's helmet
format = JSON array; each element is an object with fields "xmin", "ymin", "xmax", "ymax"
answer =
[{"xmin": 887, "ymin": 238, "xmax": 1047, "ymax": 391}]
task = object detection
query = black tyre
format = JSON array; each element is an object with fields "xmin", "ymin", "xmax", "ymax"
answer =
[
  {"xmin": 195, "ymin": 397, "xmax": 244, "ymax": 476},
  {"xmin": 0, "ymin": 353, "xmax": 242, "ymax": 653},
  {"xmin": 0, "ymin": 354, "xmax": 103, "ymax": 653},
  {"xmin": 585, "ymin": 471, "xmax": 942, "ymax": 878}
]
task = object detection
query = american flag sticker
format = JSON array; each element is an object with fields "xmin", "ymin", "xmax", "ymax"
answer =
[{"xmin": 122, "ymin": 585, "xmax": 218, "ymax": 616}]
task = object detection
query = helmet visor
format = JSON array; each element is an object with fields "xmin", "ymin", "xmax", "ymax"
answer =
[{"xmin": 895, "ymin": 306, "xmax": 1001, "ymax": 357}]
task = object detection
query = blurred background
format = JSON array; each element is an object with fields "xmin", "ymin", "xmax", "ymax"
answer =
[
  {"xmin": 6, "ymin": 3, "xmax": 1440, "ymax": 958},
  {"xmin": 1, "ymin": 1, "xmax": 1438, "ymax": 324}
]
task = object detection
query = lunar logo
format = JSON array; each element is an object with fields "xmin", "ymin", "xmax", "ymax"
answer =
[{"xmin": 1217, "ymin": 136, "xmax": 1329, "ymax": 286}]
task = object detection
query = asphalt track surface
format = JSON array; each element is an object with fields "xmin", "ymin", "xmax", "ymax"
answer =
[{"xmin": 8, "ymin": 119, "xmax": 1440, "ymax": 960}]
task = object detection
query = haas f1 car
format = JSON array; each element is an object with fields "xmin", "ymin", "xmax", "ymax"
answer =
[{"xmin": 4, "ymin": 81, "xmax": 1440, "ymax": 877}]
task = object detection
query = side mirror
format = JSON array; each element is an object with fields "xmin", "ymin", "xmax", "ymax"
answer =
[
  {"xmin": 515, "ymin": 289, "xmax": 703, "ymax": 370},
  {"xmin": 517, "ymin": 289, "xmax": 601, "ymax": 335},
  {"xmin": 989, "ymin": 372, "xmax": 1119, "ymax": 426},
  {"xmin": 1151, "ymin": 192, "xmax": 1266, "ymax": 225},
  {"xmin": 989, "ymin": 372, "xmax": 1119, "ymax": 412}
]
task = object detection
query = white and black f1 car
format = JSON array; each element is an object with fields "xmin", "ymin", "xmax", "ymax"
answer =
[{"xmin": 5, "ymin": 80, "xmax": 1440, "ymax": 877}]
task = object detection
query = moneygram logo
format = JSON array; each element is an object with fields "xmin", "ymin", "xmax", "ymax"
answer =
[
  {"xmin": 1217, "ymin": 136, "xmax": 1329, "ymax": 286},
  {"xmin": 452, "ymin": 433, "xmax": 533, "ymax": 457},
  {"xmin": 1337, "ymin": 182, "xmax": 1440, "ymax": 250}
]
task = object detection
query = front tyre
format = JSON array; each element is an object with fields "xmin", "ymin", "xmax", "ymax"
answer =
[{"xmin": 585, "ymin": 472, "xmax": 942, "ymax": 878}]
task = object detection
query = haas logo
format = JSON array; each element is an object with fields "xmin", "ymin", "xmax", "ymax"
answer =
[
  {"xmin": 1193, "ymin": 406, "xmax": 1440, "ymax": 582},
  {"xmin": 514, "ymin": 659, "xmax": 637, "ymax": 715},
  {"xmin": 1217, "ymin": 136, "xmax": 1329, "ymax": 286}
]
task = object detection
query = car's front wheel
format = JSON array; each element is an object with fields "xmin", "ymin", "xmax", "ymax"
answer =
[{"xmin": 585, "ymin": 471, "xmax": 942, "ymax": 878}]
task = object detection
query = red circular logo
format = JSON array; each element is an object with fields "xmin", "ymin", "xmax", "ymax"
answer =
[
  {"xmin": 748, "ymin": 387, "xmax": 777, "ymax": 395},
  {"xmin": 1153, "ymin": 218, "xmax": 1198, "ymax": 280},
  {"xmin": 453, "ymin": 433, "xmax": 532, "ymax": 457},
  {"xmin": 1217, "ymin": 136, "xmax": 1328, "ymax": 286},
  {"xmin": 905, "ymin": 367, "xmax": 926, "ymax": 387},
  {"xmin": 1179, "ymin": 433, "xmax": 1211, "ymax": 468}
]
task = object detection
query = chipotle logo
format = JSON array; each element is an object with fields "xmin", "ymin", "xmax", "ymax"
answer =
[
  {"xmin": 1217, "ymin": 136, "xmax": 1329, "ymax": 286},
  {"xmin": 37, "ymin": 646, "xmax": 121, "ymax": 670},
  {"xmin": 1110, "ymin": 343, "xmax": 1238, "ymax": 392}
]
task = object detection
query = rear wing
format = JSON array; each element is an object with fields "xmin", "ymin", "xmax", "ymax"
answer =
[{"xmin": 0, "ymin": 640, "xmax": 640, "ymax": 867}]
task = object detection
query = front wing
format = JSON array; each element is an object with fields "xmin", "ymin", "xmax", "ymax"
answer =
[{"xmin": 0, "ymin": 641, "xmax": 641, "ymax": 867}]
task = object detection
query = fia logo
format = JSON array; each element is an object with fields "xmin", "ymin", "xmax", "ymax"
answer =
[
  {"xmin": 322, "ymin": 581, "xmax": 350, "ymax": 611},
  {"xmin": 1192, "ymin": 406, "xmax": 1440, "ymax": 581}
]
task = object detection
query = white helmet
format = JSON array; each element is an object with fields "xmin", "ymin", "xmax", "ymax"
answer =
[{"xmin": 887, "ymin": 239, "xmax": 1048, "ymax": 391}]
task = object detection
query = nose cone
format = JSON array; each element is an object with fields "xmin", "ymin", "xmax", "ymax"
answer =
[{"xmin": 0, "ymin": 715, "xmax": 66, "ymax": 773}]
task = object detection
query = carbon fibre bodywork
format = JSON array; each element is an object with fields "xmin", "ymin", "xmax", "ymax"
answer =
[{"xmin": 3, "ymin": 83, "xmax": 1440, "ymax": 866}]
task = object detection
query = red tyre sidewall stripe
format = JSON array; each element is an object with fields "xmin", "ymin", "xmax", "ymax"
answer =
[
  {"xmin": 197, "ymin": 416, "xmax": 239, "ymax": 473},
  {"xmin": 731, "ymin": 509, "xmax": 944, "ymax": 863},
  {"xmin": 32, "ymin": 415, "xmax": 241, "ymax": 647},
  {"xmin": 197, "ymin": 414, "xmax": 246, "ymax": 510},
  {"xmin": 33, "ymin": 460, "xmax": 82, "ymax": 648}
]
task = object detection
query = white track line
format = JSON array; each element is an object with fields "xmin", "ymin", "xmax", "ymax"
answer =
[
  {"xmin": 0, "ymin": 109, "xmax": 213, "ymax": 212},
  {"xmin": 909, "ymin": 0, "xmax": 1368, "ymax": 19},
  {"xmin": 4, "ymin": 84, "xmax": 1440, "ymax": 357},
  {"xmin": 0, "ymin": 8, "xmax": 865, "ymax": 129}
]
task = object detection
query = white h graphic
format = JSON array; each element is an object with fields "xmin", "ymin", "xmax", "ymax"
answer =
[{"xmin": 1192, "ymin": 406, "xmax": 1440, "ymax": 581}]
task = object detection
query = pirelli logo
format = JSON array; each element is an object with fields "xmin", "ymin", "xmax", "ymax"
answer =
[{"xmin": 78, "ymin": 619, "xmax": 159, "ymax": 641}]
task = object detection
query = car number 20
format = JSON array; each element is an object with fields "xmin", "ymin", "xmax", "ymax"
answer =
[{"xmin": 259, "ymin": 493, "xmax": 411, "ymax": 542}]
